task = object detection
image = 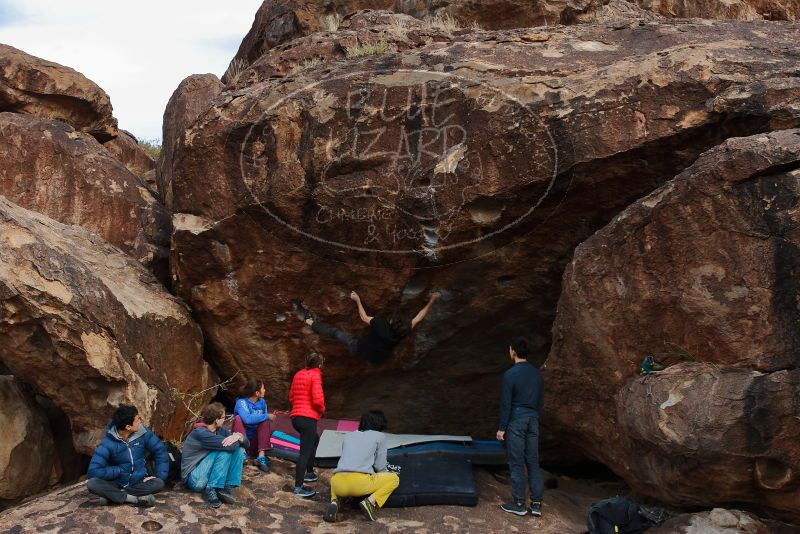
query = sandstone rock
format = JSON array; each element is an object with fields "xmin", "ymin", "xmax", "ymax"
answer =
[
  {"xmin": 650, "ymin": 508, "xmax": 774, "ymax": 534},
  {"xmin": 0, "ymin": 375, "xmax": 60, "ymax": 502},
  {"xmin": 0, "ymin": 112, "xmax": 170, "ymax": 279},
  {"xmin": 0, "ymin": 461, "xmax": 618, "ymax": 532},
  {"xmin": 0, "ymin": 196, "xmax": 215, "ymax": 454},
  {"xmin": 157, "ymin": 74, "xmax": 224, "ymax": 210},
  {"xmin": 0, "ymin": 44, "xmax": 117, "ymax": 141},
  {"xmin": 544, "ymin": 129, "xmax": 800, "ymax": 520},
  {"xmin": 226, "ymin": 0, "xmax": 795, "ymax": 73},
  {"xmin": 170, "ymin": 19, "xmax": 800, "ymax": 437},
  {"xmin": 102, "ymin": 129, "xmax": 156, "ymax": 184}
]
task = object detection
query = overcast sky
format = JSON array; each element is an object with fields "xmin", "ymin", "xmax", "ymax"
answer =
[{"xmin": 0, "ymin": 0, "xmax": 262, "ymax": 141}]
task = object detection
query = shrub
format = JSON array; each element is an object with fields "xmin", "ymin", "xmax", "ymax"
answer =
[
  {"xmin": 138, "ymin": 139, "xmax": 161, "ymax": 160},
  {"xmin": 345, "ymin": 40, "xmax": 392, "ymax": 59},
  {"xmin": 320, "ymin": 13, "xmax": 343, "ymax": 32},
  {"xmin": 291, "ymin": 57, "xmax": 324, "ymax": 73},
  {"xmin": 224, "ymin": 58, "xmax": 249, "ymax": 85}
]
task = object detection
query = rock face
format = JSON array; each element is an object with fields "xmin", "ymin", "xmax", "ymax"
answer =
[
  {"xmin": 0, "ymin": 196, "xmax": 215, "ymax": 454},
  {"xmin": 0, "ymin": 112, "xmax": 170, "ymax": 279},
  {"xmin": 170, "ymin": 17, "xmax": 800, "ymax": 437},
  {"xmin": 650, "ymin": 509, "xmax": 774, "ymax": 534},
  {"xmin": 0, "ymin": 375, "xmax": 60, "ymax": 502},
  {"xmin": 103, "ymin": 129, "xmax": 156, "ymax": 188},
  {"xmin": 225, "ymin": 0, "xmax": 796, "ymax": 73},
  {"xmin": 0, "ymin": 44, "xmax": 117, "ymax": 141},
  {"xmin": 544, "ymin": 130, "xmax": 800, "ymax": 520},
  {"xmin": 157, "ymin": 74, "xmax": 224, "ymax": 210}
]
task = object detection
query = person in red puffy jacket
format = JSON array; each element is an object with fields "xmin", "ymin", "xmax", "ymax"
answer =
[{"xmin": 289, "ymin": 352, "xmax": 326, "ymax": 497}]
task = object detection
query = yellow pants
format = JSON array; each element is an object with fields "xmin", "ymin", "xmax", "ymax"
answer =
[{"xmin": 330, "ymin": 472, "xmax": 400, "ymax": 508}]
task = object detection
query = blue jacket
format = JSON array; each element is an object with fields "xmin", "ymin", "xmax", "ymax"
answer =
[
  {"xmin": 234, "ymin": 397, "xmax": 268, "ymax": 427},
  {"xmin": 87, "ymin": 421, "xmax": 169, "ymax": 488}
]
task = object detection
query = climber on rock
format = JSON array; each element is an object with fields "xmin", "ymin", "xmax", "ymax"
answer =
[{"xmin": 294, "ymin": 290, "xmax": 441, "ymax": 365}]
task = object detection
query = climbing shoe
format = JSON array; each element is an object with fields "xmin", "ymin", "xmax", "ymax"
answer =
[
  {"xmin": 359, "ymin": 498, "xmax": 378, "ymax": 521},
  {"xmin": 500, "ymin": 501, "xmax": 528, "ymax": 516},
  {"xmin": 202, "ymin": 487, "xmax": 221, "ymax": 508},
  {"xmin": 323, "ymin": 500, "xmax": 339, "ymax": 523},
  {"xmin": 255, "ymin": 456, "xmax": 270, "ymax": 473},
  {"xmin": 293, "ymin": 485, "xmax": 316, "ymax": 498}
]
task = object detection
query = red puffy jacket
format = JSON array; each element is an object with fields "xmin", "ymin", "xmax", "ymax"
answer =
[{"xmin": 289, "ymin": 367, "xmax": 325, "ymax": 420}]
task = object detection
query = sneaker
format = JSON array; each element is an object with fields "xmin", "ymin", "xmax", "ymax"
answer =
[
  {"xmin": 255, "ymin": 456, "xmax": 270, "ymax": 473},
  {"xmin": 217, "ymin": 487, "xmax": 237, "ymax": 505},
  {"xmin": 359, "ymin": 498, "xmax": 378, "ymax": 521},
  {"xmin": 323, "ymin": 500, "xmax": 339, "ymax": 523},
  {"xmin": 291, "ymin": 299, "xmax": 315, "ymax": 322},
  {"xmin": 293, "ymin": 485, "xmax": 316, "ymax": 498},
  {"xmin": 303, "ymin": 471, "xmax": 318, "ymax": 483},
  {"xmin": 202, "ymin": 487, "xmax": 221, "ymax": 508},
  {"xmin": 529, "ymin": 501, "xmax": 542, "ymax": 517},
  {"xmin": 500, "ymin": 501, "xmax": 527, "ymax": 516},
  {"xmin": 134, "ymin": 495, "xmax": 155, "ymax": 508}
]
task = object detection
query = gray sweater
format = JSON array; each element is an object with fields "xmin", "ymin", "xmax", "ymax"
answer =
[
  {"xmin": 334, "ymin": 430, "xmax": 388, "ymax": 474},
  {"xmin": 181, "ymin": 424, "xmax": 250, "ymax": 482}
]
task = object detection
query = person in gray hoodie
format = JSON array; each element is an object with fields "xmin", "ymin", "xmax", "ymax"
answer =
[
  {"xmin": 323, "ymin": 410, "xmax": 400, "ymax": 523},
  {"xmin": 181, "ymin": 402, "xmax": 249, "ymax": 508}
]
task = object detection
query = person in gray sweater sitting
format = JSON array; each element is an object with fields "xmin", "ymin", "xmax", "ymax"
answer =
[
  {"xmin": 181, "ymin": 402, "xmax": 249, "ymax": 508},
  {"xmin": 323, "ymin": 410, "xmax": 400, "ymax": 523}
]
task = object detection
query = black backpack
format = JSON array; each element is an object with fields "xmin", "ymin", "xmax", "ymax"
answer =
[
  {"xmin": 587, "ymin": 496, "xmax": 645, "ymax": 534},
  {"xmin": 146, "ymin": 440, "xmax": 182, "ymax": 487}
]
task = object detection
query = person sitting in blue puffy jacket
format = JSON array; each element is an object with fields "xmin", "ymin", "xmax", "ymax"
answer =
[{"xmin": 86, "ymin": 405, "xmax": 169, "ymax": 507}]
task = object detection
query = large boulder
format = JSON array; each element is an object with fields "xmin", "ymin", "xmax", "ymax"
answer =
[
  {"xmin": 0, "ymin": 196, "xmax": 215, "ymax": 454},
  {"xmin": 544, "ymin": 129, "xmax": 800, "ymax": 520},
  {"xmin": 170, "ymin": 17, "xmax": 800, "ymax": 437},
  {"xmin": 103, "ymin": 130, "xmax": 157, "ymax": 189},
  {"xmin": 225, "ymin": 0, "xmax": 796, "ymax": 74},
  {"xmin": 157, "ymin": 74, "xmax": 224, "ymax": 210},
  {"xmin": 0, "ymin": 112, "xmax": 170, "ymax": 280},
  {"xmin": 0, "ymin": 375, "xmax": 60, "ymax": 502},
  {"xmin": 0, "ymin": 44, "xmax": 117, "ymax": 141}
]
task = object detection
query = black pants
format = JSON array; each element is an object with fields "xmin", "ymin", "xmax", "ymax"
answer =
[
  {"xmin": 291, "ymin": 416, "xmax": 319, "ymax": 487},
  {"xmin": 87, "ymin": 477, "xmax": 164, "ymax": 504},
  {"xmin": 311, "ymin": 321, "xmax": 359, "ymax": 354}
]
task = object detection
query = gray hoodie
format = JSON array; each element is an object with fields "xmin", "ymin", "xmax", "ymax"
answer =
[
  {"xmin": 180, "ymin": 423, "xmax": 250, "ymax": 482},
  {"xmin": 333, "ymin": 430, "xmax": 388, "ymax": 474}
]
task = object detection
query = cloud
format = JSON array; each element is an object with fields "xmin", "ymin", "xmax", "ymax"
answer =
[{"xmin": 0, "ymin": 0, "xmax": 262, "ymax": 141}]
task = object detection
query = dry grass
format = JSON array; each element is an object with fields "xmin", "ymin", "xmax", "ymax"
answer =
[
  {"xmin": 424, "ymin": 12, "xmax": 481, "ymax": 31},
  {"xmin": 386, "ymin": 15, "xmax": 411, "ymax": 38},
  {"xmin": 345, "ymin": 40, "xmax": 392, "ymax": 59},
  {"xmin": 320, "ymin": 12, "xmax": 343, "ymax": 31},
  {"xmin": 224, "ymin": 58, "xmax": 249, "ymax": 85},
  {"xmin": 291, "ymin": 56, "xmax": 325, "ymax": 73}
]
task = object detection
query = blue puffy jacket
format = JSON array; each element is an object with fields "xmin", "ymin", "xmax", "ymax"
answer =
[{"xmin": 87, "ymin": 421, "xmax": 169, "ymax": 488}]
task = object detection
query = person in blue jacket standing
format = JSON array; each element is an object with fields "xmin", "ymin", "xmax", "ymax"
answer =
[
  {"xmin": 496, "ymin": 337, "xmax": 545, "ymax": 518},
  {"xmin": 232, "ymin": 379, "xmax": 275, "ymax": 473},
  {"xmin": 86, "ymin": 405, "xmax": 169, "ymax": 507}
]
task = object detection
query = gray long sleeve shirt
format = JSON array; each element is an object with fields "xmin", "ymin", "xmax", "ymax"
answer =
[
  {"xmin": 333, "ymin": 430, "xmax": 388, "ymax": 474},
  {"xmin": 180, "ymin": 424, "xmax": 250, "ymax": 482}
]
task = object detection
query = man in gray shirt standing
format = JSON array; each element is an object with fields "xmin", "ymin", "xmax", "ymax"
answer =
[{"xmin": 323, "ymin": 410, "xmax": 400, "ymax": 523}]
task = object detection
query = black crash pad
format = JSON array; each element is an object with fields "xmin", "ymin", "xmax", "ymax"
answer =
[{"xmin": 384, "ymin": 453, "xmax": 478, "ymax": 508}]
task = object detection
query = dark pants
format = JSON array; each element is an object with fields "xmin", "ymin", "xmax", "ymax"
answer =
[
  {"xmin": 231, "ymin": 415, "xmax": 271, "ymax": 456},
  {"xmin": 311, "ymin": 321, "xmax": 359, "ymax": 354},
  {"xmin": 291, "ymin": 416, "xmax": 319, "ymax": 487},
  {"xmin": 87, "ymin": 477, "xmax": 164, "ymax": 504},
  {"xmin": 506, "ymin": 416, "xmax": 544, "ymax": 503}
]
